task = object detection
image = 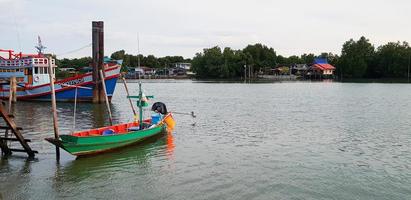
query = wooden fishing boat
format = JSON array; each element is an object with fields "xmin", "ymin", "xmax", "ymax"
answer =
[
  {"xmin": 0, "ymin": 39, "xmax": 121, "ymax": 102},
  {"xmin": 45, "ymin": 82, "xmax": 176, "ymax": 156},
  {"xmin": 45, "ymin": 117, "xmax": 173, "ymax": 156}
]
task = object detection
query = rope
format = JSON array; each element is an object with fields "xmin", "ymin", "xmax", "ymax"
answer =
[
  {"xmin": 56, "ymin": 43, "xmax": 92, "ymax": 57},
  {"xmin": 173, "ymin": 111, "xmax": 196, "ymax": 118}
]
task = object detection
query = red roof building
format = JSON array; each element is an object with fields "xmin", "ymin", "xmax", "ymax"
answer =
[
  {"xmin": 312, "ymin": 63, "xmax": 335, "ymax": 75},
  {"xmin": 311, "ymin": 58, "xmax": 335, "ymax": 75}
]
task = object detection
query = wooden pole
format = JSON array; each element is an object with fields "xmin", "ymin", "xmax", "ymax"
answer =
[
  {"xmin": 122, "ymin": 77, "xmax": 137, "ymax": 116},
  {"xmin": 99, "ymin": 70, "xmax": 113, "ymax": 125},
  {"xmin": 48, "ymin": 56, "xmax": 60, "ymax": 160},
  {"xmin": 92, "ymin": 21, "xmax": 105, "ymax": 103},
  {"xmin": 8, "ymin": 76, "xmax": 16, "ymax": 113}
]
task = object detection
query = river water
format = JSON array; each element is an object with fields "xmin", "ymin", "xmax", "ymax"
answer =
[{"xmin": 0, "ymin": 80, "xmax": 410, "ymax": 199}]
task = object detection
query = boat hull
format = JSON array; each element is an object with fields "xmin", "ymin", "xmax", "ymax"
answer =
[
  {"xmin": 0, "ymin": 66, "xmax": 120, "ymax": 102},
  {"xmin": 46, "ymin": 124, "xmax": 166, "ymax": 156}
]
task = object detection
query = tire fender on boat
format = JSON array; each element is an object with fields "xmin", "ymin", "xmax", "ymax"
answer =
[{"xmin": 34, "ymin": 76, "xmax": 40, "ymax": 82}]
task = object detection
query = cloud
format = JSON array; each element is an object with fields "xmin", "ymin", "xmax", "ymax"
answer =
[{"xmin": 0, "ymin": 0, "xmax": 410, "ymax": 58}]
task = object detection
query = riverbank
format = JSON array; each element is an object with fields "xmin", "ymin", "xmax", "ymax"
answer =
[{"xmin": 122, "ymin": 76, "xmax": 411, "ymax": 84}]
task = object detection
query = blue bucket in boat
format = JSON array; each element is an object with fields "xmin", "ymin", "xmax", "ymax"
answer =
[
  {"xmin": 102, "ymin": 129, "xmax": 115, "ymax": 135},
  {"xmin": 151, "ymin": 113, "xmax": 161, "ymax": 124}
]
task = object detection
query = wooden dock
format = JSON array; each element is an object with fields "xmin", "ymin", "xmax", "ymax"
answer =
[{"xmin": 0, "ymin": 101, "xmax": 37, "ymax": 157}]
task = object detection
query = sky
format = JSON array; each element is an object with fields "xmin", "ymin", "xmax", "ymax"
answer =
[{"xmin": 0, "ymin": 0, "xmax": 410, "ymax": 59}]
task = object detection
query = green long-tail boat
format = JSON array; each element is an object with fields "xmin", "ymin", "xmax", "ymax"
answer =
[{"xmin": 45, "ymin": 83, "xmax": 175, "ymax": 156}]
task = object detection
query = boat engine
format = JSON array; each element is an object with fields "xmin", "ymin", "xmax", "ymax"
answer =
[{"xmin": 151, "ymin": 102, "xmax": 168, "ymax": 115}]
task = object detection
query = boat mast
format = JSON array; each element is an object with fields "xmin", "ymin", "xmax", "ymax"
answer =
[
  {"xmin": 139, "ymin": 82, "xmax": 143, "ymax": 130},
  {"xmin": 35, "ymin": 36, "xmax": 46, "ymax": 56},
  {"xmin": 137, "ymin": 33, "xmax": 140, "ymax": 68}
]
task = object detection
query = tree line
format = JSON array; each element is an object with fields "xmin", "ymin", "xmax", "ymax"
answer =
[
  {"xmin": 55, "ymin": 36, "xmax": 411, "ymax": 79},
  {"xmin": 56, "ymin": 50, "xmax": 191, "ymax": 72},
  {"xmin": 192, "ymin": 37, "xmax": 411, "ymax": 79}
]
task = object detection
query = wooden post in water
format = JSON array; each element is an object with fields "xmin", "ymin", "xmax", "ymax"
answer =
[
  {"xmin": 92, "ymin": 21, "xmax": 105, "ymax": 103},
  {"xmin": 100, "ymin": 70, "xmax": 113, "ymax": 125},
  {"xmin": 48, "ymin": 56, "xmax": 60, "ymax": 160},
  {"xmin": 8, "ymin": 76, "xmax": 17, "ymax": 112}
]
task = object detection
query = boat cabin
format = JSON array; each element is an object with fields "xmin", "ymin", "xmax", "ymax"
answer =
[{"xmin": 0, "ymin": 50, "xmax": 57, "ymax": 86}]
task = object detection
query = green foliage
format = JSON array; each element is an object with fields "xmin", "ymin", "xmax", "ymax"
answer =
[
  {"xmin": 338, "ymin": 37, "xmax": 375, "ymax": 78},
  {"xmin": 56, "ymin": 57, "xmax": 92, "ymax": 70},
  {"xmin": 55, "ymin": 71, "xmax": 73, "ymax": 79},
  {"xmin": 110, "ymin": 50, "xmax": 189, "ymax": 70},
  {"xmin": 192, "ymin": 44, "xmax": 277, "ymax": 78},
  {"xmin": 242, "ymin": 44, "xmax": 277, "ymax": 70},
  {"xmin": 301, "ymin": 53, "xmax": 315, "ymax": 64},
  {"xmin": 337, "ymin": 37, "xmax": 411, "ymax": 78},
  {"xmin": 55, "ymin": 37, "xmax": 411, "ymax": 80},
  {"xmin": 372, "ymin": 41, "xmax": 410, "ymax": 78}
]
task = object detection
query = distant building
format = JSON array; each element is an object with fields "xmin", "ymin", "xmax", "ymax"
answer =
[
  {"xmin": 169, "ymin": 67, "xmax": 187, "ymax": 76},
  {"xmin": 139, "ymin": 66, "xmax": 155, "ymax": 75},
  {"xmin": 125, "ymin": 66, "xmax": 155, "ymax": 79},
  {"xmin": 174, "ymin": 63, "xmax": 191, "ymax": 70},
  {"xmin": 291, "ymin": 64, "xmax": 309, "ymax": 75},
  {"xmin": 307, "ymin": 58, "xmax": 335, "ymax": 79},
  {"xmin": 59, "ymin": 67, "xmax": 76, "ymax": 73},
  {"xmin": 128, "ymin": 66, "xmax": 155, "ymax": 75},
  {"xmin": 272, "ymin": 66, "xmax": 290, "ymax": 75},
  {"xmin": 80, "ymin": 66, "xmax": 92, "ymax": 73}
]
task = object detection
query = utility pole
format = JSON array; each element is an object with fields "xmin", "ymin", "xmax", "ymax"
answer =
[
  {"xmin": 249, "ymin": 65, "xmax": 251, "ymax": 81},
  {"xmin": 408, "ymin": 54, "xmax": 410, "ymax": 83},
  {"xmin": 244, "ymin": 64, "xmax": 246, "ymax": 83}
]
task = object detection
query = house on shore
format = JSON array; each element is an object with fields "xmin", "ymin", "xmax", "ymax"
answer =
[
  {"xmin": 174, "ymin": 63, "xmax": 191, "ymax": 70},
  {"xmin": 169, "ymin": 66, "xmax": 187, "ymax": 76},
  {"xmin": 291, "ymin": 64, "xmax": 309, "ymax": 76},
  {"xmin": 306, "ymin": 58, "xmax": 335, "ymax": 79},
  {"xmin": 125, "ymin": 66, "xmax": 156, "ymax": 79}
]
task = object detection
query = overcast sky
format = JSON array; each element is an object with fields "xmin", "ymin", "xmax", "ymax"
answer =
[{"xmin": 0, "ymin": 0, "xmax": 410, "ymax": 59}]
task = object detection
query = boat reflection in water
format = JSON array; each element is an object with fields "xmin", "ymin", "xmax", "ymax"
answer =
[
  {"xmin": 166, "ymin": 131, "xmax": 175, "ymax": 160},
  {"xmin": 53, "ymin": 131, "xmax": 175, "ymax": 186}
]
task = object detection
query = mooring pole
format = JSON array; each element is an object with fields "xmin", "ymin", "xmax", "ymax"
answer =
[
  {"xmin": 8, "ymin": 76, "xmax": 16, "ymax": 113},
  {"xmin": 48, "ymin": 56, "xmax": 60, "ymax": 160},
  {"xmin": 92, "ymin": 21, "xmax": 105, "ymax": 103},
  {"xmin": 99, "ymin": 70, "xmax": 113, "ymax": 125}
]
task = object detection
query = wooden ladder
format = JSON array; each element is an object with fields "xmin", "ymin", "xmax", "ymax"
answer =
[{"xmin": 0, "ymin": 101, "xmax": 37, "ymax": 158}]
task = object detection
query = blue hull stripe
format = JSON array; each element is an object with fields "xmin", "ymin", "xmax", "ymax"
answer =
[{"xmin": 35, "ymin": 78, "xmax": 118, "ymax": 101}]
